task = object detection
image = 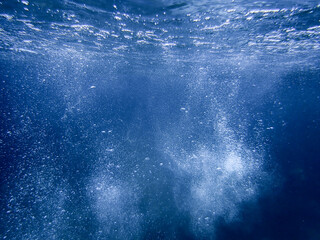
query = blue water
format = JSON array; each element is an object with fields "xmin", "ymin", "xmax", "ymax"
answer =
[{"xmin": 1, "ymin": 0, "xmax": 320, "ymax": 239}]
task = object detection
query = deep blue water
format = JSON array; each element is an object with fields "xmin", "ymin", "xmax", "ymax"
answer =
[{"xmin": 1, "ymin": 0, "xmax": 320, "ymax": 239}]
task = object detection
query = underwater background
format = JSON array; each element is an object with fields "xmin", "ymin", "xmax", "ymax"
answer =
[{"xmin": 1, "ymin": 0, "xmax": 320, "ymax": 239}]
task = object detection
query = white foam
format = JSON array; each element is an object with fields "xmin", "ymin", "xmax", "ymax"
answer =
[
  {"xmin": 224, "ymin": 152, "xmax": 243, "ymax": 173},
  {"xmin": 167, "ymin": 115, "xmax": 264, "ymax": 236}
]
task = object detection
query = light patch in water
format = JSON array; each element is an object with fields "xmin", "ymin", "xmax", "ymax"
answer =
[
  {"xmin": 224, "ymin": 151, "xmax": 243, "ymax": 174},
  {"xmin": 0, "ymin": 14, "xmax": 14, "ymax": 20},
  {"xmin": 21, "ymin": 0, "xmax": 29, "ymax": 6},
  {"xmin": 167, "ymin": 116, "xmax": 265, "ymax": 237},
  {"xmin": 88, "ymin": 174, "xmax": 142, "ymax": 239}
]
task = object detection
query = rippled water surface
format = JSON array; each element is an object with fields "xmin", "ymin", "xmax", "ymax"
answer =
[{"xmin": 1, "ymin": 0, "xmax": 320, "ymax": 239}]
